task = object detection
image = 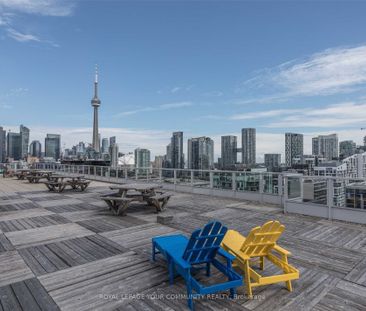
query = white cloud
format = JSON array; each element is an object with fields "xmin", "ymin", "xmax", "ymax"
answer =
[
  {"xmin": 0, "ymin": 1, "xmax": 74, "ymax": 46},
  {"xmin": 0, "ymin": 103, "xmax": 12, "ymax": 109},
  {"xmin": 266, "ymin": 101, "xmax": 366, "ymax": 128},
  {"xmin": 170, "ymin": 87, "xmax": 181, "ymax": 93},
  {"xmin": 7, "ymin": 28, "xmax": 40, "ymax": 42},
  {"xmin": 159, "ymin": 102, "xmax": 192, "ymax": 109},
  {"xmin": 230, "ymin": 109, "xmax": 305, "ymax": 120},
  {"xmin": 116, "ymin": 101, "xmax": 193, "ymax": 117},
  {"xmin": 239, "ymin": 45, "xmax": 366, "ymax": 103},
  {"xmin": 203, "ymin": 91, "xmax": 223, "ymax": 97},
  {"xmin": 0, "ymin": 0, "xmax": 75, "ymax": 16},
  {"xmin": 170, "ymin": 85, "xmax": 194, "ymax": 93}
]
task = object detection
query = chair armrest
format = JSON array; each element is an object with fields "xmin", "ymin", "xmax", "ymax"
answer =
[
  {"xmin": 273, "ymin": 244, "xmax": 291, "ymax": 256},
  {"xmin": 217, "ymin": 247, "xmax": 236, "ymax": 261}
]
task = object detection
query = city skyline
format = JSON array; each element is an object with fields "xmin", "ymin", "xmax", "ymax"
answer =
[{"xmin": 2, "ymin": 1, "xmax": 366, "ymax": 160}]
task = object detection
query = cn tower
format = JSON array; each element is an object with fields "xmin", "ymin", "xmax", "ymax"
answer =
[{"xmin": 91, "ymin": 66, "xmax": 101, "ymax": 153}]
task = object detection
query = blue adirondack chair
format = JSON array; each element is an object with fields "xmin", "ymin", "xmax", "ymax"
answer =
[{"xmin": 152, "ymin": 221, "xmax": 243, "ymax": 310}]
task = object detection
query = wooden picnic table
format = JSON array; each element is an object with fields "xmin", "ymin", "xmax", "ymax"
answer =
[
  {"xmin": 110, "ymin": 183, "xmax": 163, "ymax": 197},
  {"xmin": 26, "ymin": 170, "xmax": 53, "ymax": 183},
  {"xmin": 15, "ymin": 169, "xmax": 31, "ymax": 180},
  {"xmin": 101, "ymin": 183, "xmax": 171, "ymax": 216},
  {"xmin": 44, "ymin": 175, "xmax": 89, "ymax": 192}
]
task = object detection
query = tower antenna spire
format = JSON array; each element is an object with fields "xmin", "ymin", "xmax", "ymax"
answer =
[{"xmin": 95, "ymin": 64, "xmax": 98, "ymax": 83}]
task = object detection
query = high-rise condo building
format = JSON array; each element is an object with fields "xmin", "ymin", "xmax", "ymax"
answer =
[
  {"xmin": 135, "ymin": 148, "xmax": 151, "ymax": 168},
  {"xmin": 187, "ymin": 136, "xmax": 214, "ymax": 170},
  {"xmin": 264, "ymin": 154, "xmax": 281, "ymax": 171},
  {"xmin": 312, "ymin": 134, "xmax": 338, "ymax": 160},
  {"xmin": 29, "ymin": 140, "xmax": 42, "ymax": 158},
  {"xmin": 171, "ymin": 132, "xmax": 184, "ymax": 169},
  {"xmin": 339, "ymin": 140, "xmax": 356, "ymax": 159},
  {"xmin": 45, "ymin": 134, "xmax": 61, "ymax": 160},
  {"xmin": 242, "ymin": 128, "xmax": 256, "ymax": 166},
  {"xmin": 20, "ymin": 124, "xmax": 29, "ymax": 159},
  {"xmin": 0, "ymin": 127, "xmax": 5, "ymax": 163},
  {"xmin": 109, "ymin": 136, "xmax": 116, "ymax": 146},
  {"xmin": 221, "ymin": 135, "xmax": 237, "ymax": 169},
  {"xmin": 91, "ymin": 66, "xmax": 101, "ymax": 153},
  {"xmin": 7, "ymin": 132, "xmax": 21, "ymax": 160},
  {"xmin": 101, "ymin": 138, "xmax": 109, "ymax": 154},
  {"xmin": 285, "ymin": 133, "xmax": 303, "ymax": 167},
  {"xmin": 110, "ymin": 143, "xmax": 119, "ymax": 167}
]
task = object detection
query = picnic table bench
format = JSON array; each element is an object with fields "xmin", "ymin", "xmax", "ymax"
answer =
[
  {"xmin": 44, "ymin": 175, "xmax": 90, "ymax": 192},
  {"xmin": 101, "ymin": 183, "xmax": 172, "ymax": 215}
]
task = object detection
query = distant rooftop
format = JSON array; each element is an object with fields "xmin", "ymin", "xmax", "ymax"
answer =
[{"xmin": 0, "ymin": 177, "xmax": 365, "ymax": 310}]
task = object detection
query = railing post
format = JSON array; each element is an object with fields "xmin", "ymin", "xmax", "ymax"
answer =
[
  {"xmin": 174, "ymin": 170, "xmax": 177, "ymax": 185},
  {"xmin": 300, "ymin": 177, "xmax": 304, "ymax": 202},
  {"xmin": 135, "ymin": 168, "xmax": 138, "ymax": 180},
  {"xmin": 283, "ymin": 176, "xmax": 288, "ymax": 213},
  {"xmin": 190, "ymin": 171, "xmax": 194, "ymax": 187},
  {"xmin": 159, "ymin": 169, "xmax": 162, "ymax": 183},
  {"xmin": 209, "ymin": 172, "xmax": 214, "ymax": 189},
  {"xmin": 278, "ymin": 174, "xmax": 283, "ymax": 201},
  {"xmin": 259, "ymin": 173, "xmax": 264, "ymax": 194},
  {"xmin": 232, "ymin": 172, "xmax": 236, "ymax": 191},
  {"xmin": 327, "ymin": 178, "xmax": 333, "ymax": 220},
  {"xmin": 124, "ymin": 168, "xmax": 128, "ymax": 180}
]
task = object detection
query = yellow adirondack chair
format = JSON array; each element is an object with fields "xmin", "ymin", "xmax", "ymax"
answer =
[{"xmin": 221, "ymin": 220, "xmax": 299, "ymax": 298}]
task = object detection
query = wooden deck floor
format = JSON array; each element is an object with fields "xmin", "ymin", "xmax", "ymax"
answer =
[{"xmin": 0, "ymin": 177, "xmax": 366, "ymax": 310}]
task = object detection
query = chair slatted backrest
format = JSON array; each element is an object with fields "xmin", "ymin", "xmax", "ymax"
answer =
[
  {"xmin": 240, "ymin": 221, "xmax": 285, "ymax": 257},
  {"xmin": 183, "ymin": 221, "xmax": 227, "ymax": 265}
]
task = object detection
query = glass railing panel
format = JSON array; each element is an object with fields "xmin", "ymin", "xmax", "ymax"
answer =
[
  {"xmin": 102, "ymin": 167, "xmax": 109, "ymax": 178},
  {"xmin": 301, "ymin": 177, "xmax": 327, "ymax": 205},
  {"xmin": 344, "ymin": 179, "xmax": 366, "ymax": 209},
  {"xmin": 263, "ymin": 173, "xmax": 279, "ymax": 195},
  {"xmin": 117, "ymin": 168, "xmax": 125, "ymax": 179},
  {"xmin": 136, "ymin": 168, "xmax": 150, "ymax": 180},
  {"xmin": 213, "ymin": 172, "xmax": 232, "ymax": 190},
  {"xmin": 127, "ymin": 168, "xmax": 136, "ymax": 179},
  {"xmin": 150, "ymin": 169, "xmax": 161, "ymax": 181},
  {"xmin": 161, "ymin": 169, "xmax": 174, "ymax": 183},
  {"xmin": 110, "ymin": 168, "xmax": 117, "ymax": 178},
  {"xmin": 236, "ymin": 172, "xmax": 260, "ymax": 192},
  {"xmin": 175, "ymin": 170, "xmax": 191, "ymax": 185},
  {"xmin": 193, "ymin": 171, "xmax": 210, "ymax": 188}
]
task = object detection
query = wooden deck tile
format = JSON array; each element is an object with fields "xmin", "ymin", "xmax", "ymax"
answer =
[
  {"xmin": 39, "ymin": 252, "xmax": 168, "ymax": 311},
  {"xmin": 0, "ymin": 278, "xmax": 59, "ymax": 311},
  {"xmin": 0, "ymin": 234, "xmax": 13, "ymax": 252},
  {"xmin": 5, "ymin": 223, "xmax": 95, "ymax": 248},
  {"xmin": 36, "ymin": 198, "xmax": 84, "ymax": 208},
  {"xmin": 100, "ymin": 223, "xmax": 182, "ymax": 254},
  {"xmin": 19, "ymin": 235, "xmax": 127, "ymax": 276},
  {"xmin": 0, "ymin": 208, "xmax": 55, "ymax": 222},
  {"xmin": 0, "ymin": 251, "xmax": 34, "ymax": 287},
  {"xmin": 0, "ymin": 214, "xmax": 70, "ymax": 233},
  {"xmin": 313, "ymin": 280, "xmax": 366, "ymax": 311},
  {"xmin": 76, "ymin": 215, "xmax": 147, "ymax": 233}
]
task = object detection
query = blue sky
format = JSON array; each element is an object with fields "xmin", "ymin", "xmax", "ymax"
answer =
[{"xmin": 1, "ymin": 0, "xmax": 366, "ymax": 160}]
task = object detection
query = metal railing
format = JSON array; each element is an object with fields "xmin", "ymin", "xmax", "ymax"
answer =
[{"xmin": 33, "ymin": 163, "xmax": 366, "ymax": 224}]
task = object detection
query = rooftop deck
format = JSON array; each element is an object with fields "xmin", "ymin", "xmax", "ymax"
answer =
[{"xmin": 0, "ymin": 177, "xmax": 366, "ymax": 310}]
